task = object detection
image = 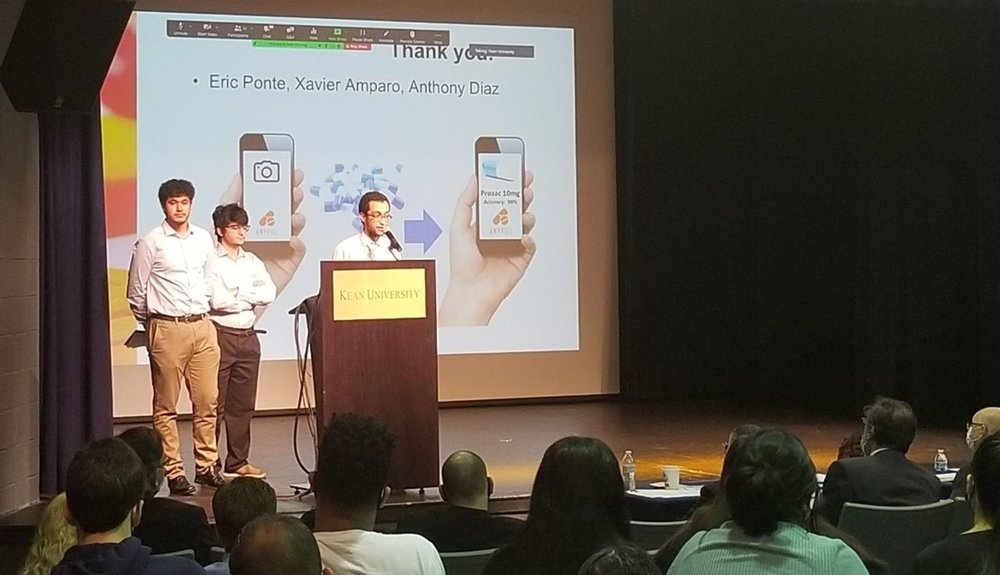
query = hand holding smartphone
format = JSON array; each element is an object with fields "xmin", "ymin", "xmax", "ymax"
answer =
[{"xmin": 475, "ymin": 136, "xmax": 525, "ymax": 256}]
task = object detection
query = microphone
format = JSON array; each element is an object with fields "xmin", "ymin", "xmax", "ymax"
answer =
[{"xmin": 385, "ymin": 230, "xmax": 403, "ymax": 252}]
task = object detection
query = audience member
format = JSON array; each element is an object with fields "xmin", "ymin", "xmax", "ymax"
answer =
[
  {"xmin": 396, "ymin": 450, "xmax": 523, "ymax": 552},
  {"xmin": 230, "ymin": 515, "xmax": 324, "ymax": 575},
  {"xmin": 654, "ymin": 426, "xmax": 757, "ymax": 570},
  {"xmin": 312, "ymin": 412, "xmax": 444, "ymax": 574},
  {"xmin": 207, "ymin": 477, "xmax": 277, "ymax": 574},
  {"xmin": 952, "ymin": 407, "xmax": 1000, "ymax": 499},
  {"xmin": 838, "ymin": 430, "xmax": 865, "ymax": 459},
  {"xmin": 692, "ymin": 424, "xmax": 762, "ymax": 510},
  {"xmin": 915, "ymin": 431, "xmax": 1000, "ymax": 575},
  {"xmin": 577, "ymin": 543, "xmax": 660, "ymax": 575},
  {"xmin": 119, "ymin": 426, "xmax": 220, "ymax": 564},
  {"xmin": 816, "ymin": 396, "xmax": 941, "ymax": 525},
  {"xmin": 483, "ymin": 436, "xmax": 630, "ymax": 575},
  {"xmin": 19, "ymin": 493, "xmax": 76, "ymax": 575},
  {"xmin": 666, "ymin": 428, "xmax": 867, "ymax": 575},
  {"xmin": 52, "ymin": 437, "xmax": 204, "ymax": 575}
]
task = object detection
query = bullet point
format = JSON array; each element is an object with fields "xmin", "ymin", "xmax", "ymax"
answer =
[{"xmin": 193, "ymin": 78, "xmax": 198, "ymax": 83}]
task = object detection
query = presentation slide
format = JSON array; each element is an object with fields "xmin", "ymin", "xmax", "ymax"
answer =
[
  {"xmin": 103, "ymin": 11, "xmax": 579, "ymax": 365},
  {"xmin": 103, "ymin": 0, "xmax": 617, "ymax": 414}
]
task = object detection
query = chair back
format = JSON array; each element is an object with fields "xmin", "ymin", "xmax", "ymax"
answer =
[
  {"xmin": 949, "ymin": 497, "xmax": 974, "ymax": 536},
  {"xmin": 439, "ymin": 548, "xmax": 496, "ymax": 575},
  {"xmin": 838, "ymin": 499, "xmax": 955, "ymax": 575},
  {"xmin": 628, "ymin": 520, "xmax": 686, "ymax": 552},
  {"xmin": 151, "ymin": 548, "xmax": 196, "ymax": 561}
]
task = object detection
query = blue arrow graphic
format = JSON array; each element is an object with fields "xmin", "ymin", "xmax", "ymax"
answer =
[{"xmin": 403, "ymin": 210, "xmax": 442, "ymax": 253}]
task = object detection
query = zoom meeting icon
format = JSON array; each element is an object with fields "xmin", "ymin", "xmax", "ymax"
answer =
[{"xmin": 253, "ymin": 160, "xmax": 280, "ymax": 183}]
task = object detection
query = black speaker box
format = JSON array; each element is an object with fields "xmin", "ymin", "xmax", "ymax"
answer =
[{"xmin": 1, "ymin": 0, "xmax": 135, "ymax": 113}]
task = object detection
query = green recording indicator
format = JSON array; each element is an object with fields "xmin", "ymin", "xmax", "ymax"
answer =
[{"xmin": 252, "ymin": 40, "xmax": 345, "ymax": 50}]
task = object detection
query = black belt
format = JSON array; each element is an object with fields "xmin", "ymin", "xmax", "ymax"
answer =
[
  {"xmin": 213, "ymin": 324, "xmax": 258, "ymax": 336},
  {"xmin": 149, "ymin": 313, "xmax": 207, "ymax": 323}
]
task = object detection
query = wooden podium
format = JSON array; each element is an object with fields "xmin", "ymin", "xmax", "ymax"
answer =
[{"xmin": 311, "ymin": 259, "xmax": 439, "ymax": 489}]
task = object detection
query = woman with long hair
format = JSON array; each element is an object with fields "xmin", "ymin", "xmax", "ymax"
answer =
[
  {"xmin": 666, "ymin": 428, "xmax": 868, "ymax": 575},
  {"xmin": 19, "ymin": 493, "xmax": 76, "ymax": 575},
  {"xmin": 484, "ymin": 436, "xmax": 630, "ymax": 575}
]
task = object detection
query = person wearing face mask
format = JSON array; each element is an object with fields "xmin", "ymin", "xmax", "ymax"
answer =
[
  {"xmin": 952, "ymin": 407, "xmax": 1000, "ymax": 499},
  {"xmin": 816, "ymin": 396, "xmax": 942, "ymax": 526}
]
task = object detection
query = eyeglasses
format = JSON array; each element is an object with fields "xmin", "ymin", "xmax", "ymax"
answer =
[
  {"xmin": 968, "ymin": 422, "xmax": 987, "ymax": 434},
  {"xmin": 365, "ymin": 212, "xmax": 393, "ymax": 222},
  {"xmin": 225, "ymin": 224, "xmax": 250, "ymax": 232}
]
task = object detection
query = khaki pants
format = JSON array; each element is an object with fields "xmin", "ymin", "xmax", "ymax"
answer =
[{"xmin": 147, "ymin": 317, "xmax": 220, "ymax": 478}]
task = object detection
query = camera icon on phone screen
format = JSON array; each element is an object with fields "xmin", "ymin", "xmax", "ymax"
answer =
[{"xmin": 253, "ymin": 160, "xmax": 280, "ymax": 183}]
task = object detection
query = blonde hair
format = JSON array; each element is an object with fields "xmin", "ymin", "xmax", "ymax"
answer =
[{"xmin": 19, "ymin": 493, "xmax": 76, "ymax": 575}]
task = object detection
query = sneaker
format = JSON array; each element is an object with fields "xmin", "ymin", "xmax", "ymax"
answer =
[
  {"xmin": 168, "ymin": 475, "xmax": 196, "ymax": 496},
  {"xmin": 222, "ymin": 463, "xmax": 267, "ymax": 479},
  {"xmin": 194, "ymin": 466, "xmax": 228, "ymax": 489}
]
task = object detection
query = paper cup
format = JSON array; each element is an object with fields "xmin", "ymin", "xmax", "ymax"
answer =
[{"xmin": 661, "ymin": 465, "xmax": 681, "ymax": 489}]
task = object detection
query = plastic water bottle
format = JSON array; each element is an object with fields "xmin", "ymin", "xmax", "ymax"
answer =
[
  {"xmin": 621, "ymin": 450, "xmax": 637, "ymax": 491},
  {"xmin": 933, "ymin": 449, "xmax": 949, "ymax": 472}
]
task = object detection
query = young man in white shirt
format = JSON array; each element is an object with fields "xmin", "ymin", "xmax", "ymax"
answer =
[
  {"xmin": 208, "ymin": 203, "xmax": 276, "ymax": 479},
  {"xmin": 313, "ymin": 413, "xmax": 444, "ymax": 575},
  {"xmin": 332, "ymin": 191, "xmax": 401, "ymax": 261},
  {"xmin": 126, "ymin": 179, "xmax": 226, "ymax": 495}
]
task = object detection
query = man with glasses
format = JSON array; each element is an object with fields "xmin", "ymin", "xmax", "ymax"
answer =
[
  {"xmin": 952, "ymin": 407, "xmax": 1000, "ymax": 498},
  {"xmin": 816, "ymin": 396, "xmax": 941, "ymax": 525},
  {"xmin": 208, "ymin": 203, "xmax": 276, "ymax": 479},
  {"xmin": 333, "ymin": 191, "xmax": 401, "ymax": 261}
]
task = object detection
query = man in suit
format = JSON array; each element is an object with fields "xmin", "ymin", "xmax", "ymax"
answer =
[
  {"xmin": 396, "ymin": 450, "xmax": 523, "ymax": 552},
  {"xmin": 817, "ymin": 396, "xmax": 941, "ymax": 525},
  {"xmin": 119, "ymin": 427, "xmax": 220, "ymax": 564}
]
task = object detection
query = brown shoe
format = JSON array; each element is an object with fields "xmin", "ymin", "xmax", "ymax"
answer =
[{"xmin": 222, "ymin": 463, "xmax": 267, "ymax": 479}]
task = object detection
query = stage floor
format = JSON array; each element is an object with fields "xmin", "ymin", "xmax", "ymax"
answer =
[{"xmin": 113, "ymin": 399, "xmax": 969, "ymax": 520}]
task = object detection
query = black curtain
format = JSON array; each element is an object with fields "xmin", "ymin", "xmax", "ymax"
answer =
[
  {"xmin": 38, "ymin": 111, "xmax": 113, "ymax": 495},
  {"xmin": 616, "ymin": 0, "xmax": 1000, "ymax": 425}
]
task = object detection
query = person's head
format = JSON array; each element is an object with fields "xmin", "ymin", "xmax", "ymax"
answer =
[
  {"xmin": 314, "ymin": 412, "xmax": 396, "ymax": 517},
  {"xmin": 861, "ymin": 396, "xmax": 918, "ymax": 454},
  {"xmin": 158, "ymin": 179, "xmax": 195, "ymax": 228},
  {"xmin": 358, "ymin": 191, "xmax": 391, "ymax": 239},
  {"xmin": 19, "ymin": 493, "xmax": 75, "ymax": 575},
  {"xmin": 64, "ymin": 438, "xmax": 146, "ymax": 537},
  {"xmin": 967, "ymin": 407, "xmax": 1000, "ymax": 452},
  {"xmin": 968, "ymin": 432, "xmax": 1000, "ymax": 525},
  {"xmin": 516, "ymin": 436, "xmax": 629, "ymax": 573},
  {"xmin": 725, "ymin": 428, "xmax": 817, "ymax": 537},
  {"xmin": 440, "ymin": 450, "xmax": 493, "ymax": 510},
  {"xmin": 577, "ymin": 543, "xmax": 660, "ymax": 575},
  {"xmin": 117, "ymin": 426, "xmax": 165, "ymax": 499},
  {"xmin": 213, "ymin": 477, "xmax": 278, "ymax": 552},
  {"xmin": 229, "ymin": 514, "xmax": 323, "ymax": 575},
  {"xmin": 212, "ymin": 203, "xmax": 250, "ymax": 247},
  {"xmin": 724, "ymin": 424, "xmax": 762, "ymax": 455}
]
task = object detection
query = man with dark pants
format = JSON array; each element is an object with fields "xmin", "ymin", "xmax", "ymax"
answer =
[
  {"xmin": 127, "ymin": 179, "xmax": 226, "ymax": 494},
  {"xmin": 208, "ymin": 203, "xmax": 276, "ymax": 479}
]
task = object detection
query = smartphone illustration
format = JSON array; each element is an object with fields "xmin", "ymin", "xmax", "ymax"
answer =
[
  {"xmin": 239, "ymin": 133, "xmax": 293, "ymax": 242},
  {"xmin": 475, "ymin": 136, "xmax": 524, "ymax": 256}
]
